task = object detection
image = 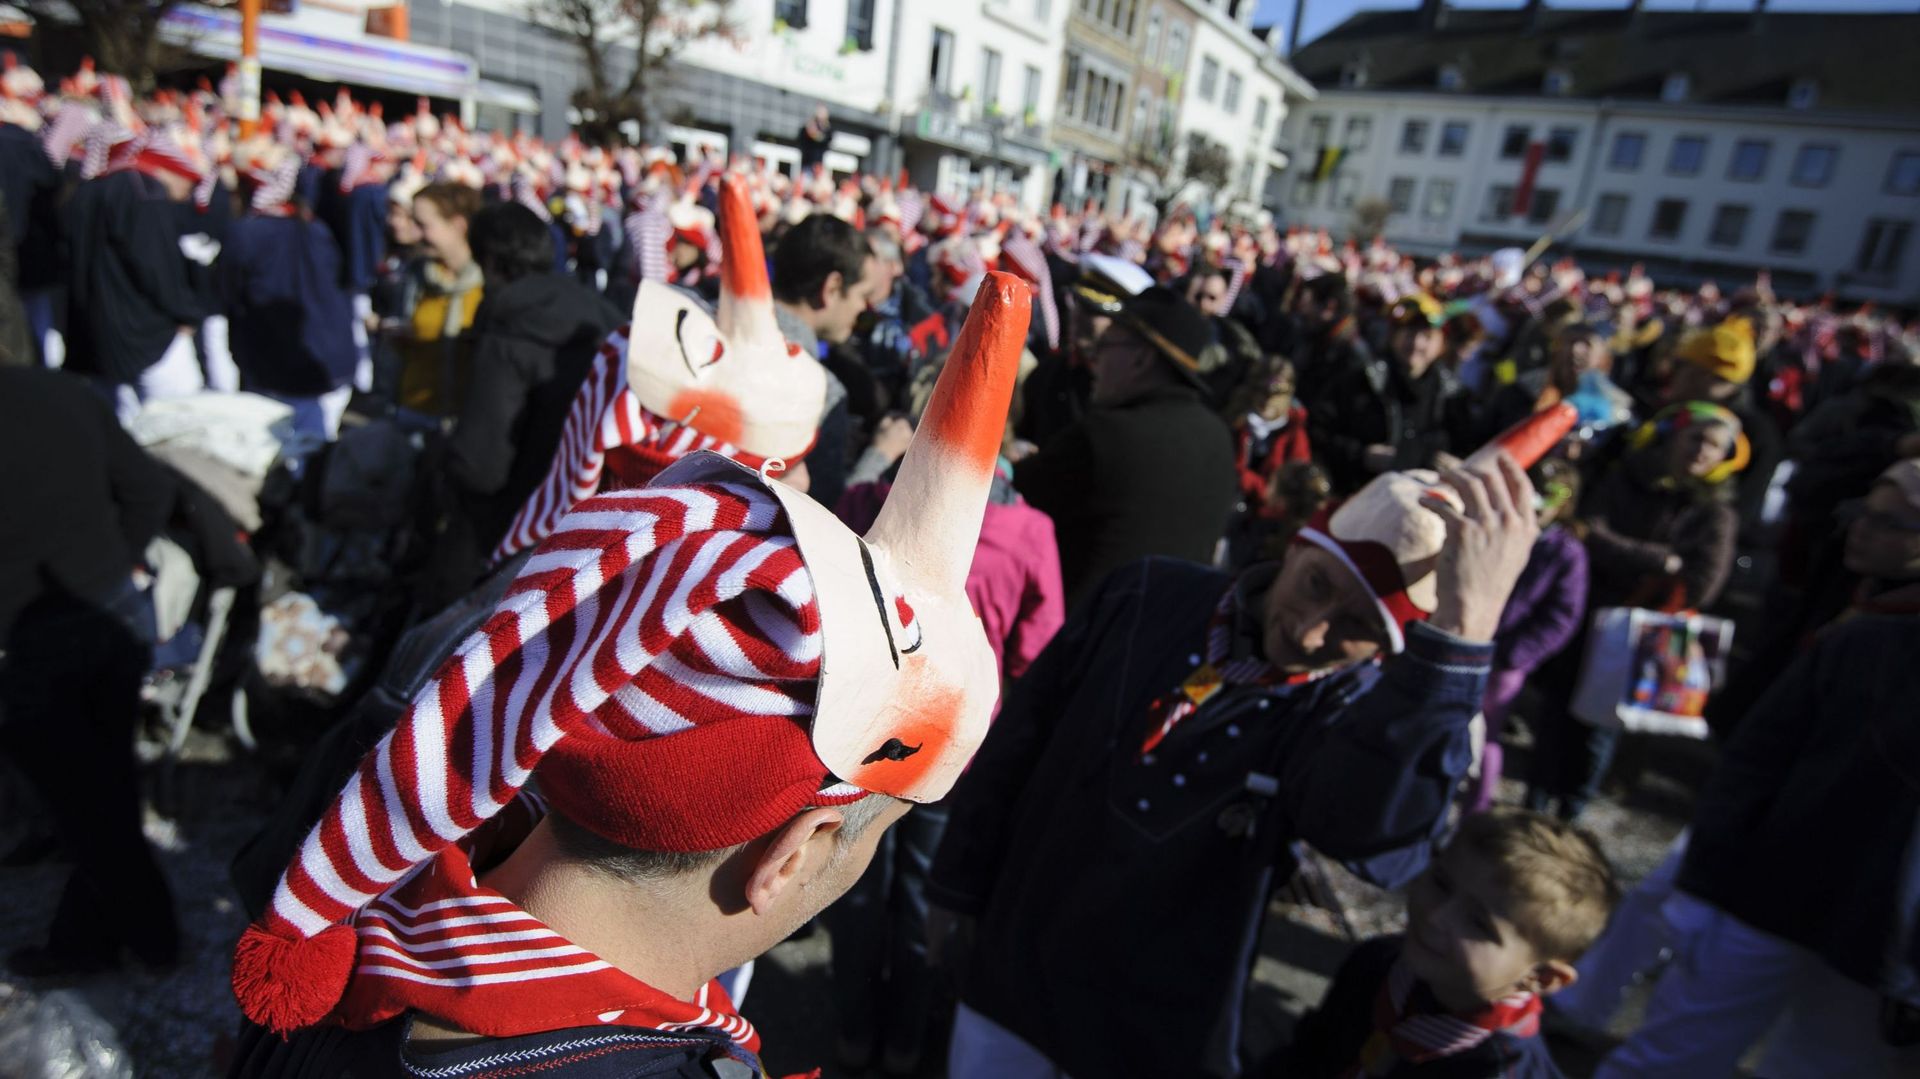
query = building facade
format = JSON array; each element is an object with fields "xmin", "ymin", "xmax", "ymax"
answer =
[
  {"xmin": 1279, "ymin": 0, "xmax": 1920, "ymax": 302},
  {"xmin": 1170, "ymin": 0, "xmax": 1308, "ymax": 217}
]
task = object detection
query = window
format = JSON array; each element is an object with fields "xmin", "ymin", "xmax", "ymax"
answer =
[
  {"xmin": 1400, "ymin": 119, "xmax": 1429, "ymax": 155},
  {"xmin": 1423, "ymin": 178, "xmax": 1456, "ymax": 221},
  {"xmin": 1610, "ymin": 132, "xmax": 1645, "ymax": 171},
  {"xmin": 1709, "ymin": 204, "xmax": 1750, "ymax": 247},
  {"xmin": 1668, "ymin": 135, "xmax": 1706, "ymax": 176},
  {"xmin": 1165, "ymin": 25, "xmax": 1186, "ymax": 71},
  {"xmin": 774, "ymin": 0, "xmax": 808, "ymax": 29},
  {"xmin": 1528, "ymin": 188, "xmax": 1561, "ymax": 226},
  {"xmin": 845, "ymin": 0, "xmax": 875, "ymax": 48},
  {"xmin": 1792, "ymin": 144, "xmax": 1837, "ymax": 187},
  {"xmin": 1482, "ymin": 184, "xmax": 1515, "ymax": 222},
  {"xmin": 1061, "ymin": 52, "xmax": 1080, "ymax": 113},
  {"xmin": 1036, "ymin": 0, "xmax": 1050, "ymax": 17},
  {"xmin": 1545, "ymin": 126, "xmax": 1578, "ymax": 164},
  {"xmin": 1132, "ymin": 89, "xmax": 1150, "ymax": 140},
  {"xmin": 1345, "ymin": 116, "xmax": 1372, "ymax": 151},
  {"xmin": 1199, "ymin": 56, "xmax": 1220, "ymax": 101},
  {"xmin": 1333, "ymin": 174, "xmax": 1358, "ymax": 210},
  {"xmin": 1650, "ymin": 198, "xmax": 1687, "ymax": 240},
  {"xmin": 1388, "ymin": 177, "xmax": 1416, "ymax": 213},
  {"xmin": 1307, "ymin": 115, "xmax": 1330, "ymax": 151},
  {"xmin": 1771, "ymin": 210, "xmax": 1814, "ymax": 255},
  {"xmin": 1886, "ymin": 152, "xmax": 1920, "ymax": 196},
  {"xmin": 1661, "ymin": 72, "xmax": 1690, "ymax": 103},
  {"xmin": 1438, "ymin": 63, "xmax": 1463, "ymax": 91},
  {"xmin": 1788, "ymin": 78, "xmax": 1819, "ymax": 110},
  {"xmin": 1594, "ymin": 193, "xmax": 1629, "ymax": 236},
  {"xmin": 1224, "ymin": 72, "xmax": 1242, "ymax": 114},
  {"xmin": 1438, "ymin": 121, "xmax": 1469, "ymax": 157},
  {"xmin": 980, "ymin": 48, "xmax": 1002, "ymax": 110},
  {"xmin": 1500, "ymin": 125, "xmax": 1531, "ymax": 159},
  {"xmin": 1290, "ymin": 179, "xmax": 1316, "ymax": 208},
  {"xmin": 1023, "ymin": 66, "xmax": 1042, "ymax": 114},
  {"xmin": 930, "ymin": 27, "xmax": 955, "ymax": 94},
  {"xmin": 1252, "ymin": 97, "xmax": 1268, "ymax": 138},
  {"xmin": 1143, "ymin": 7, "xmax": 1161, "ymax": 60},
  {"xmin": 1858, "ymin": 219, "xmax": 1912, "ymax": 277},
  {"xmin": 1728, "ymin": 140, "xmax": 1769, "ymax": 182}
]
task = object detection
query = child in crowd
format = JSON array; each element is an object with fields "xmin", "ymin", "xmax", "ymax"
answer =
[
  {"xmin": 1264, "ymin": 809, "xmax": 1619, "ymax": 1078},
  {"xmin": 1474, "ymin": 459, "xmax": 1590, "ymax": 811}
]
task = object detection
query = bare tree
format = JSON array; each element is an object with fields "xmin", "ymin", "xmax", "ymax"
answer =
[
  {"xmin": 1351, "ymin": 195, "xmax": 1392, "ymax": 243},
  {"xmin": 527, "ymin": 0, "xmax": 737, "ymax": 144},
  {"xmin": 1182, "ymin": 133, "xmax": 1234, "ymax": 193},
  {"xmin": 18, "ymin": 0, "xmax": 188, "ymax": 90}
]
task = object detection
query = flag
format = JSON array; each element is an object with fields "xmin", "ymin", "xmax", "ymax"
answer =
[{"xmin": 1313, "ymin": 146, "xmax": 1345, "ymax": 183}]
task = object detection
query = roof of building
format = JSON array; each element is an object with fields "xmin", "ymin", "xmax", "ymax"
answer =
[{"xmin": 1285, "ymin": 3, "xmax": 1920, "ymax": 116}]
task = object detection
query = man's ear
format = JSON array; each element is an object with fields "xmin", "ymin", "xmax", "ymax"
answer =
[
  {"xmin": 742, "ymin": 807, "xmax": 844, "ymax": 917},
  {"xmin": 816, "ymin": 270, "xmax": 845, "ymax": 311},
  {"xmin": 1529, "ymin": 959, "xmax": 1579, "ymax": 997}
]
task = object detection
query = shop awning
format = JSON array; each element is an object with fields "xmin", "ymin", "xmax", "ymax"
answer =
[
  {"xmin": 162, "ymin": 5, "xmax": 478, "ymax": 100},
  {"xmin": 474, "ymin": 78, "xmax": 540, "ymax": 114}
]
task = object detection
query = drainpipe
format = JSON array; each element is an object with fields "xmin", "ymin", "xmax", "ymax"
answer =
[
  {"xmin": 1571, "ymin": 101, "xmax": 1610, "ymax": 265},
  {"xmin": 882, "ymin": 0, "xmax": 906, "ymax": 175}
]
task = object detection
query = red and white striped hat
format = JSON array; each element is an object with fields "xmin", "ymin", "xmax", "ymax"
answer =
[
  {"xmin": 495, "ymin": 173, "xmax": 827, "ymax": 561},
  {"xmin": 232, "ymin": 270, "xmax": 1031, "ymax": 1036}
]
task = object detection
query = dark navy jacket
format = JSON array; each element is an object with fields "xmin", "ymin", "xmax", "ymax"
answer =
[
  {"xmin": 1680, "ymin": 612, "xmax": 1920, "ymax": 996},
  {"xmin": 928, "ymin": 558, "xmax": 1491, "ymax": 1079},
  {"xmin": 230, "ymin": 1016, "xmax": 764, "ymax": 1077},
  {"xmin": 220, "ymin": 214, "xmax": 358, "ymax": 396}
]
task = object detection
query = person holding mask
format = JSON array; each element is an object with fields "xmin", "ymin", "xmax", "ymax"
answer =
[
  {"xmin": 397, "ymin": 182, "xmax": 484, "ymax": 417},
  {"xmin": 1527, "ymin": 402, "xmax": 1747, "ymax": 820},
  {"xmin": 1013, "ymin": 286, "xmax": 1237, "ymax": 608},
  {"xmin": 1311, "ymin": 293, "xmax": 1469, "ymax": 494}
]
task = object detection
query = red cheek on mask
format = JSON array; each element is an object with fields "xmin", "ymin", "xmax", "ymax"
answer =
[
  {"xmin": 847, "ymin": 663, "xmax": 959, "ymax": 795},
  {"xmin": 668, "ymin": 388, "xmax": 745, "ymax": 445}
]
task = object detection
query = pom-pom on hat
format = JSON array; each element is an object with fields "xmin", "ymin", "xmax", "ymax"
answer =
[
  {"xmin": 232, "ymin": 270, "xmax": 1031, "ymax": 1038},
  {"xmin": 495, "ymin": 173, "xmax": 828, "ymax": 561}
]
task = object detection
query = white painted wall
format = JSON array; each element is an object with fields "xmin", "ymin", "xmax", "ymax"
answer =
[
  {"xmin": 1169, "ymin": 0, "xmax": 1292, "ymax": 209},
  {"xmin": 1281, "ymin": 88, "xmax": 1920, "ymax": 301},
  {"xmin": 675, "ymin": 0, "xmax": 895, "ymax": 115}
]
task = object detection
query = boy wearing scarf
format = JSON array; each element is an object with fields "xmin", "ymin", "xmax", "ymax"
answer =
[{"xmin": 1265, "ymin": 809, "xmax": 1618, "ymax": 1078}]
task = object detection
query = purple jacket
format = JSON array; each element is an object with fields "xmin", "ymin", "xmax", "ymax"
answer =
[{"xmin": 1493, "ymin": 524, "xmax": 1589, "ymax": 675}]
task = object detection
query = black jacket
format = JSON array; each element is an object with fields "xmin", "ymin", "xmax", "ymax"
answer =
[
  {"xmin": 59, "ymin": 171, "xmax": 204, "ymax": 384},
  {"xmin": 928, "ymin": 560, "xmax": 1492, "ymax": 1079},
  {"xmin": 231, "ymin": 1016, "xmax": 763, "ymax": 1078},
  {"xmin": 446, "ymin": 271, "xmax": 622, "ymax": 554},
  {"xmin": 1014, "ymin": 383, "xmax": 1237, "ymax": 609},
  {"xmin": 1309, "ymin": 355, "xmax": 1468, "ymax": 495}
]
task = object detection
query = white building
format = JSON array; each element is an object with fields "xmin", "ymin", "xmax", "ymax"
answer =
[
  {"xmin": 1165, "ymin": 0, "xmax": 1313, "ymax": 216},
  {"xmin": 1278, "ymin": 0, "xmax": 1920, "ymax": 303}
]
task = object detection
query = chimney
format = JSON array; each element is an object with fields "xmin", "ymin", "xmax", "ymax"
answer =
[
  {"xmin": 1627, "ymin": 0, "xmax": 1649, "ymax": 27},
  {"xmin": 1524, "ymin": 0, "xmax": 1547, "ymax": 34},
  {"xmin": 1751, "ymin": 0, "xmax": 1770, "ymax": 33},
  {"xmin": 1420, "ymin": 0, "xmax": 1447, "ymax": 33}
]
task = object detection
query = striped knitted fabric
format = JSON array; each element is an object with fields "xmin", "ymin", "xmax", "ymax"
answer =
[
  {"xmin": 40, "ymin": 103, "xmax": 92, "ymax": 168},
  {"xmin": 1220, "ymin": 256, "xmax": 1249, "ymax": 314},
  {"xmin": 1000, "ymin": 230, "xmax": 1059, "ymax": 351},
  {"xmin": 895, "ymin": 189, "xmax": 925, "ymax": 234},
  {"xmin": 491, "ymin": 333, "xmax": 754, "ymax": 563},
  {"xmin": 82, "ymin": 119, "xmax": 132, "ymax": 179},
  {"xmin": 514, "ymin": 171, "xmax": 553, "ymax": 223},
  {"xmin": 625, "ymin": 203, "xmax": 670, "ymax": 283},
  {"xmin": 249, "ymin": 156, "xmax": 300, "ymax": 214},
  {"xmin": 337, "ymin": 142, "xmax": 375, "ymax": 193},
  {"xmin": 236, "ymin": 478, "xmax": 865, "ymax": 1034}
]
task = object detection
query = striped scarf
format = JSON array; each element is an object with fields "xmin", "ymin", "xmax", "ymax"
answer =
[
  {"xmin": 1346, "ymin": 960, "xmax": 1541, "ymax": 1077},
  {"xmin": 330, "ymin": 792, "xmax": 764, "ymax": 1061},
  {"xmin": 1139, "ymin": 580, "xmax": 1326, "ymax": 756}
]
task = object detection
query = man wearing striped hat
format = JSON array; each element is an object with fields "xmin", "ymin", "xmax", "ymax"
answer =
[{"xmin": 228, "ymin": 273, "xmax": 1032, "ymax": 1078}]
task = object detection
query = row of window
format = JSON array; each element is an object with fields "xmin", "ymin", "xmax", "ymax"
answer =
[{"xmin": 928, "ymin": 29, "xmax": 1042, "ymax": 116}]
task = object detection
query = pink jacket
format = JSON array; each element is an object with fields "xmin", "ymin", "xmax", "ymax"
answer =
[{"xmin": 836, "ymin": 482, "xmax": 1066, "ymax": 681}]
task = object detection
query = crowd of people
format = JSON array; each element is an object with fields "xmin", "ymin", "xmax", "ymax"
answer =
[{"xmin": 3, "ymin": 57, "xmax": 1920, "ymax": 1079}]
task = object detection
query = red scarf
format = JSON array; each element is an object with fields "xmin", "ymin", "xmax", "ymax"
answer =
[
  {"xmin": 327, "ymin": 797, "xmax": 763, "ymax": 1064},
  {"xmin": 1346, "ymin": 961, "xmax": 1541, "ymax": 1077}
]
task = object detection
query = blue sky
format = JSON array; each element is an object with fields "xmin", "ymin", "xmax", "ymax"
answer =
[{"xmin": 1253, "ymin": 0, "xmax": 1920, "ymax": 50}]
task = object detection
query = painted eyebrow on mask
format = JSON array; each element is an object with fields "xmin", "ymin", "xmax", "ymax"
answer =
[
  {"xmin": 857, "ymin": 539, "xmax": 901, "ymax": 669},
  {"xmin": 673, "ymin": 308, "xmax": 699, "ymax": 378}
]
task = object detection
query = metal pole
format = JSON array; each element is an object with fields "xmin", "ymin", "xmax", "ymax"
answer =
[{"xmin": 238, "ymin": 0, "xmax": 262, "ymax": 138}]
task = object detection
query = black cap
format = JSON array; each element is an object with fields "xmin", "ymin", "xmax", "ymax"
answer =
[{"xmin": 1113, "ymin": 286, "xmax": 1213, "ymax": 386}]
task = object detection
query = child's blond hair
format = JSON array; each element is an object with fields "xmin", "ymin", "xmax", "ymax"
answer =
[{"xmin": 1452, "ymin": 808, "xmax": 1620, "ymax": 962}]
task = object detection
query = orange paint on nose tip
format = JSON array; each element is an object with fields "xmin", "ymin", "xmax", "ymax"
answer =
[
  {"xmin": 669, "ymin": 388, "xmax": 745, "ymax": 446},
  {"xmin": 718, "ymin": 175, "xmax": 770, "ymax": 302},
  {"xmin": 917, "ymin": 272, "xmax": 1029, "ymax": 475},
  {"xmin": 847, "ymin": 696, "xmax": 959, "ymax": 797}
]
